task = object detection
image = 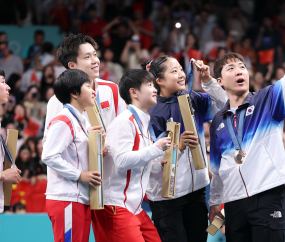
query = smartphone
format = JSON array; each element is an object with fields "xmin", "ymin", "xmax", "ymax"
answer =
[{"xmin": 190, "ymin": 58, "xmax": 201, "ymax": 69}]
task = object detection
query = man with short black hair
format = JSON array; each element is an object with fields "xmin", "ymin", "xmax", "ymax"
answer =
[{"xmin": 209, "ymin": 52, "xmax": 285, "ymax": 242}]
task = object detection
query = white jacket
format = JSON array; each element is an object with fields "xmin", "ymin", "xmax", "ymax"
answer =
[
  {"xmin": 42, "ymin": 105, "xmax": 91, "ymax": 204},
  {"xmin": 103, "ymin": 105, "xmax": 165, "ymax": 215},
  {"xmin": 43, "ymin": 78, "xmax": 126, "ymax": 141}
]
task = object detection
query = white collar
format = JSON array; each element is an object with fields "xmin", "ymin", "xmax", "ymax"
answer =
[{"xmin": 129, "ymin": 104, "xmax": 150, "ymax": 130}]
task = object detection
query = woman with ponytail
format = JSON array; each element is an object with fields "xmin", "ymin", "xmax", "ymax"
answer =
[{"xmin": 142, "ymin": 56, "xmax": 228, "ymax": 242}]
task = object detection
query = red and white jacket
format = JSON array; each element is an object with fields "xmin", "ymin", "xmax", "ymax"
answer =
[
  {"xmin": 103, "ymin": 105, "xmax": 164, "ymax": 215},
  {"xmin": 43, "ymin": 78, "xmax": 126, "ymax": 140},
  {"xmin": 42, "ymin": 105, "xmax": 91, "ymax": 205}
]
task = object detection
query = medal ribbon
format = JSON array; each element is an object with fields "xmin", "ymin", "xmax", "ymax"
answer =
[
  {"xmin": 0, "ymin": 134, "xmax": 17, "ymax": 168},
  {"xmin": 128, "ymin": 105, "xmax": 158, "ymax": 142},
  {"xmin": 63, "ymin": 104, "xmax": 89, "ymax": 138},
  {"xmin": 95, "ymin": 91, "xmax": 102, "ymax": 113},
  {"xmin": 226, "ymin": 108, "xmax": 246, "ymax": 150}
]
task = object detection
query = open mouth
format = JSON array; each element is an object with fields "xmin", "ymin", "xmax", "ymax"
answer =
[
  {"xmin": 177, "ymin": 79, "xmax": 185, "ymax": 85},
  {"xmin": 236, "ymin": 78, "xmax": 245, "ymax": 84}
]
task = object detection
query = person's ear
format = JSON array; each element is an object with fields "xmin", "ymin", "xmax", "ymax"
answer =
[
  {"xmin": 129, "ymin": 88, "xmax": 138, "ymax": 100},
  {"xmin": 156, "ymin": 78, "xmax": 163, "ymax": 87},
  {"xmin": 68, "ymin": 62, "xmax": 76, "ymax": 69},
  {"xmin": 70, "ymin": 93, "xmax": 78, "ymax": 100},
  {"xmin": 217, "ymin": 77, "xmax": 224, "ymax": 88}
]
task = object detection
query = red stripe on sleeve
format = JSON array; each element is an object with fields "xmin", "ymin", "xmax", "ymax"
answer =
[{"xmin": 48, "ymin": 115, "xmax": 75, "ymax": 139}]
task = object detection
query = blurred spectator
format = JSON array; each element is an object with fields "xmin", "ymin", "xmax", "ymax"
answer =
[
  {"xmin": 16, "ymin": 144, "xmax": 34, "ymax": 180},
  {"xmin": 34, "ymin": 42, "xmax": 55, "ymax": 71},
  {"xmin": 0, "ymin": 38, "xmax": 23, "ymax": 80},
  {"xmin": 120, "ymin": 39, "xmax": 150, "ymax": 70},
  {"xmin": 13, "ymin": 203, "xmax": 26, "ymax": 214},
  {"xmin": 22, "ymin": 30, "xmax": 45, "ymax": 71},
  {"xmin": 132, "ymin": 2, "xmax": 155, "ymax": 50},
  {"xmin": 49, "ymin": 0, "xmax": 70, "ymax": 31},
  {"xmin": 70, "ymin": 0, "xmax": 90, "ymax": 24},
  {"xmin": 7, "ymin": 74, "xmax": 23, "ymax": 103},
  {"xmin": 240, "ymin": 37, "xmax": 257, "ymax": 67},
  {"xmin": 193, "ymin": 9, "xmax": 217, "ymax": 50},
  {"xmin": 26, "ymin": 137, "xmax": 38, "ymax": 159},
  {"xmin": 23, "ymin": 86, "xmax": 46, "ymax": 123},
  {"xmin": 44, "ymin": 87, "xmax": 55, "ymax": 103},
  {"xmin": 153, "ymin": 4, "xmax": 171, "ymax": 48},
  {"xmin": 40, "ymin": 65, "xmax": 56, "ymax": 100},
  {"xmin": 80, "ymin": 4, "xmax": 107, "ymax": 45},
  {"xmin": 102, "ymin": 18, "xmax": 131, "ymax": 64},
  {"xmin": 102, "ymin": 48, "xmax": 123, "ymax": 84},
  {"xmin": 99, "ymin": 60, "xmax": 117, "ymax": 84},
  {"xmin": 226, "ymin": 5, "xmax": 247, "ymax": 41},
  {"xmin": 202, "ymin": 26, "xmax": 226, "ymax": 61},
  {"xmin": 20, "ymin": 42, "xmax": 55, "ymax": 93},
  {"xmin": 166, "ymin": 18, "xmax": 190, "ymax": 54},
  {"xmin": 272, "ymin": 66, "xmax": 285, "ymax": 84},
  {"xmin": 255, "ymin": 17, "xmax": 283, "ymax": 66}
]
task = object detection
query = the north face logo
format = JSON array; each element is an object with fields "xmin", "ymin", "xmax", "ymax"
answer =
[
  {"xmin": 270, "ymin": 211, "xmax": 282, "ymax": 218},
  {"xmin": 217, "ymin": 123, "xmax": 225, "ymax": 131}
]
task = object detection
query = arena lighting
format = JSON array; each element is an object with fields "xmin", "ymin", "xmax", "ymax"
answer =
[{"xmin": 175, "ymin": 22, "xmax": 181, "ymax": 28}]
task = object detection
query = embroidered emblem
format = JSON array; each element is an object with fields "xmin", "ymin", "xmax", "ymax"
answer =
[
  {"xmin": 217, "ymin": 123, "xmax": 225, "ymax": 131},
  {"xmin": 246, "ymin": 105, "xmax": 255, "ymax": 116},
  {"xmin": 270, "ymin": 211, "xmax": 282, "ymax": 218}
]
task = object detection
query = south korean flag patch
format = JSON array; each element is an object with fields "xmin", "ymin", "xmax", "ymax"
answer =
[{"xmin": 246, "ymin": 105, "xmax": 255, "ymax": 116}]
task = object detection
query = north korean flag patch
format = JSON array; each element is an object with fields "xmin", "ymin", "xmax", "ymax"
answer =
[
  {"xmin": 101, "ymin": 101, "xmax": 110, "ymax": 111},
  {"xmin": 246, "ymin": 105, "xmax": 255, "ymax": 116}
]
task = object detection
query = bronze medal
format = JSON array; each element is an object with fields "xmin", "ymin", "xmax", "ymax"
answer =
[{"xmin": 234, "ymin": 150, "xmax": 246, "ymax": 164}]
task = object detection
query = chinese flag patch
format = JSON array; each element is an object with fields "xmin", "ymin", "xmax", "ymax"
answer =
[{"xmin": 101, "ymin": 101, "xmax": 110, "ymax": 109}]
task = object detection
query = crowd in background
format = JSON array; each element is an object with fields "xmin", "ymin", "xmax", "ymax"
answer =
[{"xmin": 0, "ymin": 0, "xmax": 285, "ymax": 213}]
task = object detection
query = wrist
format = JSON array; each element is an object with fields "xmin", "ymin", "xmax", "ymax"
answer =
[
  {"xmin": 179, "ymin": 144, "xmax": 186, "ymax": 151},
  {"xmin": 202, "ymin": 76, "xmax": 212, "ymax": 83},
  {"xmin": 155, "ymin": 142, "xmax": 163, "ymax": 151}
]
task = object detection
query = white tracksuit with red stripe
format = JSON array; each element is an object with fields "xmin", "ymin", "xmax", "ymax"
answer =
[
  {"xmin": 43, "ymin": 79, "xmax": 126, "ymax": 140},
  {"xmin": 103, "ymin": 105, "xmax": 165, "ymax": 215},
  {"xmin": 42, "ymin": 104, "xmax": 91, "ymax": 204}
]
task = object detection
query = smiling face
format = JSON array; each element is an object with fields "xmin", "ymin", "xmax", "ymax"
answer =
[
  {"xmin": 135, "ymin": 81, "xmax": 158, "ymax": 109},
  {"xmin": 75, "ymin": 82, "xmax": 96, "ymax": 109},
  {"xmin": 0, "ymin": 75, "xmax": 10, "ymax": 104},
  {"xmin": 217, "ymin": 58, "xmax": 249, "ymax": 97},
  {"xmin": 157, "ymin": 58, "xmax": 186, "ymax": 96},
  {"xmin": 69, "ymin": 43, "xmax": 100, "ymax": 81}
]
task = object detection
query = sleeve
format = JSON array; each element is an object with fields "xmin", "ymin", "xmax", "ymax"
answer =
[
  {"xmin": 150, "ymin": 116, "xmax": 166, "ymax": 137},
  {"xmin": 108, "ymin": 118, "xmax": 164, "ymax": 171},
  {"xmin": 43, "ymin": 96, "xmax": 63, "ymax": 145},
  {"xmin": 201, "ymin": 78, "xmax": 228, "ymax": 120},
  {"xmin": 42, "ymin": 120, "xmax": 81, "ymax": 181},
  {"xmin": 268, "ymin": 75, "xmax": 285, "ymax": 122},
  {"xmin": 208, "ymin": 120, "xmax": 224, "ymax": 207}
]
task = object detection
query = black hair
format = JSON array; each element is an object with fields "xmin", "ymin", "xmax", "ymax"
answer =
[
  {"xmin": 13, "ymin": 203, "xmax": 26, "ymax": 212},
  {"xmin": 0, "ymin": 32, "xmax": 6, "ymax": 37},
  {"xmin": 54, "ymin": 69, "xmax": 91, "ymax": 104},
  {"xmin": 214, "ymin": 52, "xmax": 245, "ymax": 78},
  {"xmin": 119, "ymin": 69, "xmax": 155, "ymax": 105},
  {"xmin": 56, "ymin": 34, "xmax": 99, "ymax": 69},
  {"xmin": 34, "ymin": 30, "xmax": 44, "ymax": 36},
  {"xmin": 141, "ymin": 56, "xmax": 175, "ymax": 94},
  {"xmin": 0, "ymin": 69, "xmax": 5, "ymax": 78},
  {"xmin": 42, "ymin": 42, "xmax": 54, "ymax": 54}
]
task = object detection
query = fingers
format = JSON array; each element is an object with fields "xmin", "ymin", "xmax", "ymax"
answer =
[
  {"xmin": 91, "ymin": 178, "xmax": 101, "ymax": 185},
  {"xmin": 218, "ymin": 211, "xmax": 225, "ymax": 220},
  {"xmin": 17, "ymin": 169, "xmax": 21, "ymax": 174},
  {"xmin": 88, "ymin": 126, "xmax": 103, "ymax": 132},
  {"xmin": 92, "ymin": 171, "xmax": 101, "ymax": 177},
  {"xmin": 161, "ymin": 160, "xmax": 167, "ymax": 165},
  {"xmin": 89, "ymin": 182, "xmax": 97, "ymax": 190}
]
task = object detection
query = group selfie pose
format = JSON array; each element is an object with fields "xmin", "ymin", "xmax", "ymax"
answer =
[{"xmin": 1, "ymin": 33, "xmax": 285, "ymax": 242}]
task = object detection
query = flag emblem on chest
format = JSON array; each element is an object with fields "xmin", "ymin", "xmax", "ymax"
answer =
[{"xmin": 246, "ymin": 105, "xmax": 255, "ymax": 116}]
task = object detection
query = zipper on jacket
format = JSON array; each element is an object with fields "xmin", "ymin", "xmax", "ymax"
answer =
[
  {"xmin": 239, "ymin": 167, "xmax": 249, "ymax": 197},
  {"xmin": 187, "ymin": 148, "xmax": 194, "ymax": 192}
]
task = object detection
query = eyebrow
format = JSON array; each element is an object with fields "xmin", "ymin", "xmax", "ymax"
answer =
[
  {"xmin": 226, "ymin": 62, "xmax": 244, "ymax": 67},
  {"xmin": 83, "ymin": 51, "xmax": 96, "ymax": 56}
]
